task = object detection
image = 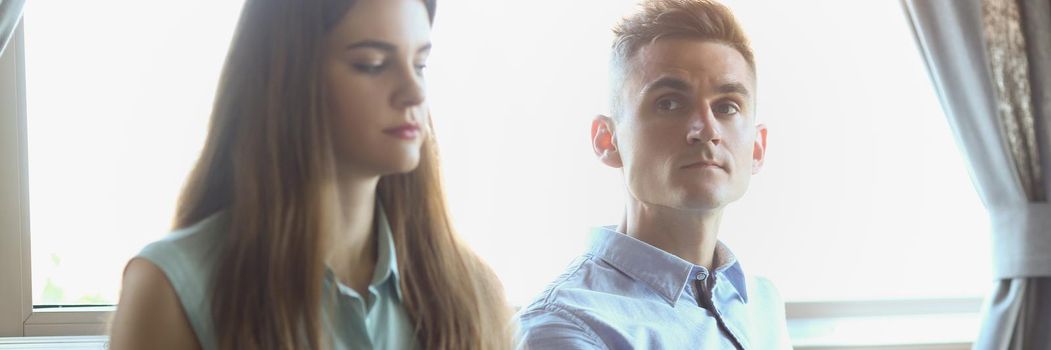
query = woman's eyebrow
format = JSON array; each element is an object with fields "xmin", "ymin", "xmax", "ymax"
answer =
[
  {"xmin": 346, "ymin": 39, "xmax": 397, "ymax": 52},
  {"xmin": 347, "ymin": 40, "xmax": 432, "ymax": 55}
]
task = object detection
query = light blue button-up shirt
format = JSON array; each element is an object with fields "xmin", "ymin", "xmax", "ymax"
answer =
[{"xmin": 516, "ymin": 226, "xmax": 792, "ymax": 349}]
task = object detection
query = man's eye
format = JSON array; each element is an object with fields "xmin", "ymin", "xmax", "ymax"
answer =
[
  {"xmin": 657, "ymin": 98, "xmax": 683, "ymax": 112},
  {"xmin": 714, "ymin": 102, "xmax": 740, "ymax": 116},
  {"xmin": 413, "ymin": 63, "xmax": 427, "ymax": 75}
]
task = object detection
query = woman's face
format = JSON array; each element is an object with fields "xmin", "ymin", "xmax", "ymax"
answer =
[{"xmin": 324, "ymin": 0, "xmax": 432, "ymax": 177}]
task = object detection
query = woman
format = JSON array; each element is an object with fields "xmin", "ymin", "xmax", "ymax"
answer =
[{"xmin": 108, "ymin": 0, "xmax": 513, "ymax": 348}]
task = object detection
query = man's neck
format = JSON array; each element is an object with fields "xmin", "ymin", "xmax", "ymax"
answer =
[{"xmin": 617, "ymin": 199, "xmax": 723, "ymax": 270}]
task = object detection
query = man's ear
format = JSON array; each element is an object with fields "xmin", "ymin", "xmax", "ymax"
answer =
[
  {"xmin": 592, "ymin": 115, "xmax": 623, "ymax": 168},
  {"xmin": 752, "ymin": 123, "xmax": 768, "ymax": 174}
]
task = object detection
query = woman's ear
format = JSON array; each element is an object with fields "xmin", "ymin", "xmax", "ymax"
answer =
[{"xmin": 592, "ymin": 115, "xmax": 623, "ymax": 168}]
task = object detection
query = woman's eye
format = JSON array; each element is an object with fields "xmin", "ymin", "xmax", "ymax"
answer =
[
  {"xmin": 413, "ymin": 63, "xmax": 427, "ymax": 75},
  {"xmin": 656, "ymin": 98, "xmax": 683, "ymax": 112},
  {"xmin": 714, "ymin": 102, "xmax": 740, "ymax": 116},
  {"xmin": 353, "ymin": 62, "xmax": 385, "ymax": 74}
]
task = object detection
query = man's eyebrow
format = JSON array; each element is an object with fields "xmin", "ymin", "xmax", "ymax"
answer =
[
  {"xmin": 641, "ymin": 76, "xmax": 692, "ymax": 95},
  {"xmin": 717, "ymin": 82, "xmax": 751, "ymax": 98},
  {"xmin": 417, "ymin": 43, "xmax": 432, "ymax": 54}
]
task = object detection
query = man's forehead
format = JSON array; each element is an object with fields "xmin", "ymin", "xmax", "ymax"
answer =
[{"xmin": 627, "ymin": 38, "xmax": 755, "ymax": 93}]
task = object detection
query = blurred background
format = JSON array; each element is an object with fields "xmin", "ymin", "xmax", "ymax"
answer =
[
  {"xmin": 5, "ymin": 0, "xmax": 1003, "ymax": 348},
  {"xmin": 21, "ymin": 0, "xmax": 989, "ymax": 307}
]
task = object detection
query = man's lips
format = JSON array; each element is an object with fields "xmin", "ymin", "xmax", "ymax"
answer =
[{"xmin": 681, "ymin": 160, "xmax": 723, "ymax": 169}]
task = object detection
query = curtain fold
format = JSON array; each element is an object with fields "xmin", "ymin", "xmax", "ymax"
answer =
[
  {"xmin": 0, "ymin": 0, "xmax": 25, "ymax": 56},
  {"xmin": 982, "ymin": 0, "xmax": 1043, "ymax": 202},
  {"xmin": 902, "ymin": 0, "xmax": 1051, "ymax": 349}
]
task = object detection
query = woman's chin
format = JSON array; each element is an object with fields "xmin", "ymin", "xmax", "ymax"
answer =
[
  {"xmin": 382, "ymin": 156, "xmax": 422, "ymax": 175},
  {"xmin": 337, "ymin": 151, "xmax": 421, "ymax": 177}
]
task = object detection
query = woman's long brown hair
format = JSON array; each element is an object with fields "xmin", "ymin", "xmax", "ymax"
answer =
[{"xmin": 173, "ymin": 0, "xmax": 513, "ymax": 348}]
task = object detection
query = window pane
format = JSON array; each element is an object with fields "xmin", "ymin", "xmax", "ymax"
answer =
[{"xmin": 24, "ymin": 1, "xmax": 244, "ymax": 306}]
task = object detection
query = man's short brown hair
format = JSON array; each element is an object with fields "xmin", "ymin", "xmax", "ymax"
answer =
[{"xmin": 609, "ymin": 0, "xmax": 755, "ymax": 116}]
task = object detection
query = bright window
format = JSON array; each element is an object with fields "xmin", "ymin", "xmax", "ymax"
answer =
[
  {"xmin": 23, "ymin": 0, "xmax": 245, "ymax": 306},
  {"xmin": 20, "ymin": 0, "xmax": 989, "ymax": 310},
  {"xmin": 428, "ymin": 0, "xmax": 991, "ymax": 304}
]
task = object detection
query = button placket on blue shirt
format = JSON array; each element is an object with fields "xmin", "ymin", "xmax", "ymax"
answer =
[{"xmin": 698, "ymin": 271, "xmax": 749, "ymax": 350}]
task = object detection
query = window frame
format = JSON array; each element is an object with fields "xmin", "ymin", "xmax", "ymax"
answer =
[
  {"xmin": 0, "ymin": 20, "xmax": 114, "ymax": 338},
  {"xmin": 0, "ymin": 15, "xmax": 983, "ymax": 346}
]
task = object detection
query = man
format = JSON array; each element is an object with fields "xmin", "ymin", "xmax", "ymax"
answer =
[{"xmin": 516, "ymin": 0, "xmax": 792, "ymax": 348}]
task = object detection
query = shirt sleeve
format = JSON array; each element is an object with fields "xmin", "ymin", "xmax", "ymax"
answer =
[
  {"xmin": 515, "ymin": 306, "xmax": 607, "ymax": 350},
  {"xmin": 747, "ymin": 275, "xmax": 794, "ymax": 350}
]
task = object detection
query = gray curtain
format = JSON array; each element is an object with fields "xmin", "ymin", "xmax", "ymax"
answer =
[
  {"xmin": 902, "ymin": 0, "xmax": 1051, "ymax": 349},
  {"xmin": 0, "ymin": 0, "xmax": 25, "ymax": 56}
]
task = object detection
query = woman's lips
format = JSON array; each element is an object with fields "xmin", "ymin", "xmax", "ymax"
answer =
[{"xmin": 383, "ymin": 123, "xmax": 420, "ymax": 140}]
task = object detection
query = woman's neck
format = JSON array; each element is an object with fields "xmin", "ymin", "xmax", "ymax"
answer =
[{"xmin": 326, "ymin": 172, "xmax": 381, "ymax": 296}]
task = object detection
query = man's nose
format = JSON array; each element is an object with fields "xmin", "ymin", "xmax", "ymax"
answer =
[{"xmin": 686, "ymin": 107, "xmax": 721, "ymax": 145}]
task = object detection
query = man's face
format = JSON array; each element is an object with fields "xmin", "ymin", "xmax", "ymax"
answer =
[{"xmin": 603, "ymin": 38, "xmax": 766, "ymax": 212}]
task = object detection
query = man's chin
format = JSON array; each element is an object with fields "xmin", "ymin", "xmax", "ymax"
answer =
[
  {"xmin": 675, "ymin": 200, "xmax": 725, "ymax": 212},
  {"xmin": 673, "ymin": 189, "xmax": 735, "ymax": 211}
]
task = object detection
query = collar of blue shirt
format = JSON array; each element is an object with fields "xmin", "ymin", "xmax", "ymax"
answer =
[{"xmin": 587, "ymin": 226, "xmax": 748, "ymax": 307}]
